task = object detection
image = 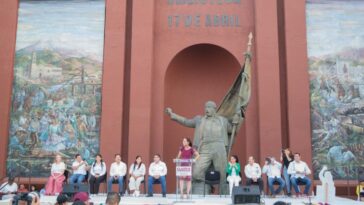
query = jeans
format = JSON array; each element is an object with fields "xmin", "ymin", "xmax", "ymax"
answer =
[
  {"xmin": 69, "ymin": 174, "xmax": 86, "ymax": 184},
  {"xmin": 282, "ymin": 166, "xmax": 291, "ymax": 194},
  {"xmin": 108, "ymin": 176, "xmax": 124, "ymax": 193},
  {"xmin": 148, "ymin": 176, "xmax": 166, "ymax": 195},
  {"xmin": 290, "ymin": 176, "xmax": 311, "ymax": 195},
  {"xmin": 267, "ymin": 177, "xmax": 285, "ymax": 195}
]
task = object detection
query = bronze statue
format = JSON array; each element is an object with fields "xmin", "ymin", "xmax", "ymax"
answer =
[{"xmin": 166, "ymin": 101, "xmax": 236, "ymax": 194}]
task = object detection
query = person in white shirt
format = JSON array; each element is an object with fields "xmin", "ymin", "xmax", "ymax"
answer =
[
  {"xmin": 69, "ymin": 154, "xmax": 88, "ymax": 184},
  {"xmin": 0, "ymin": 177, "xmax": 18, "ymax": 200},
  {"xmin": 107, "ymin": 154, "xmax": 127, "ymax": 194},
  {"xmin": 244, "ymin": 156, "xmax": 264, "ymax": 193},
  {"xmin": 45, "ymin": 154, "xmax": 66, "ymax": 195},
  {"xmin": 147, "ymin": 154, "xmax": 167, "ymax": 197},
  {"xmin": 128, "ymin": 156, "xmax": 146, "ymax": 197},
  {"xmin": 287, "ymin": 153, "xmax": 312, "ymax": 196},
  {"xmin": 262, "ymin": 157, "xmax": 285, "ymax": 196},
  {"xmin": 89, "ymin": 154, "xmax": 107, "ymax": 194}
]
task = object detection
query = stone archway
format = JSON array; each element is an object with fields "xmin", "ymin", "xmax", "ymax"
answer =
[{"xmin": 163, "ymin": 43, "xmax": 246, "ymax": 193}]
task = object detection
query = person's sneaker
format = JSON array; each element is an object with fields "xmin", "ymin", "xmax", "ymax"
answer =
[
  {"xmin": 147, "ymin": 194, "xmax": 153, "ymax": 197},
  {"xmin": 135, "ymin": 190, "xmax": 140, "ymax": 197},
  {"xmin": 162, "ymin": 194, "xmax": 166, "ymax": 197},
  {"xmin": 287, "ymin": 193, "xmax": 291, "ymax": 197}
]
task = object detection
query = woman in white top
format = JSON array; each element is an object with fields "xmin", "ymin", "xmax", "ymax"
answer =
[
  {"xmin": 45, "ymin": 154, "xmax": 66, "ymax": 195},
  {"xmin": 128, "ymin": 156, "xmax": 146, "ymax": 197},
  {"xmin": 89, "ymin": 154, "xmax": 107, "ymax": 194},
  {"xmin": 226, "ymin": 155, "xmax": 241, "ymax": 196}
]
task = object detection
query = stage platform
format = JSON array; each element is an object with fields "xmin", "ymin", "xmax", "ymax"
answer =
[{"xmin": 2, "ymin": 194, "xmax": 364, "ymax": 205}]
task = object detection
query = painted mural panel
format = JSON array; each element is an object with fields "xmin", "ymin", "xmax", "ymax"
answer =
[
  {"xmin": 7, "ymin": 0, "xmax": 105, "ymax": 177},
  {"xmin": 307, "ymin": 0, "xmax": 364, "ymax": 179}
]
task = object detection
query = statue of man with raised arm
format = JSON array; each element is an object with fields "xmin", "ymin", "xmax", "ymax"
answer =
[{"xmin": 166, "ymin": 101, "xmax": 237, "ymax": 194}]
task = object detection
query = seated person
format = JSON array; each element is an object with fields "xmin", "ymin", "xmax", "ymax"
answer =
[
  {"xmin": 226, "ymin": 155, "xmax": 241, "ymax": 196},
  {"xmin": 17, "ymin": 184, "xmax": 28, "ymax": 193},
  {"xmin": 11, "ymin": 191, "xmax": 40, "ymax": 205},
  {"xmin": 107, "ymin": 154, "xmax": 127, "ymax": 194},
  {"xmin": 262, "ymin": 157, "xmax": 285, "ymax": 196},
  {"xmin": 30, "ymin": 185, "xmax": 37, "ymax": 193},
  {"xmin": 70, "ymin": 154, "xmax": 88, "ymax": 184},
  {"xmin": 128, "ymin": 156, "xmax": 146, "ymax": 197},
  {"xmin": 89, "ymin": 154, "xmax": 107, "ymax": 195},
  {"xmin": 45, "ymin": 154, "xmax": 66, "ymax": 195},
  {"xmin": 0, "ymin": 176, "xmax": 18, "ymax": 200},
  {"xmin": 147, "ymin": 154, "xmax": 167, "ymax": 197},
  {"xmin": 244, "ymin": 156, "xmax": 264, "ymax": 193},
  {"xmin": 287, "ymin": 153, "xmax": 312, "ymax": 196}
]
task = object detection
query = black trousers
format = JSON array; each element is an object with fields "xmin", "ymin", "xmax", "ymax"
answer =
[
  {"xmin": 246, "ymin": 177, "xmax": 264, "ymax": 192},
  {"xmin": 89, "ymin": 174, "xmax": 106, "ymax": 194}
]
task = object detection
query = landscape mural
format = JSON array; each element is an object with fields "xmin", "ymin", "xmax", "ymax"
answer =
[
  {"xmin": 307, "ymin": 0, "xmax": 364, "ymax": 179},
  {"xmin": 7, "ymin": 0, "xmax": 106, "ymax": 177}
]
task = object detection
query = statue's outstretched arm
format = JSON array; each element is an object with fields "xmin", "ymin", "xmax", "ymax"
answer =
[{"xmin": 165, "ymin": 107, "xmax": 196, "ymax": 128}]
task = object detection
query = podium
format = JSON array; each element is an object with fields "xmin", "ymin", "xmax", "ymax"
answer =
[{"xmin": 173, "ymin": 158, "xmax": 195, "ymax": 202}]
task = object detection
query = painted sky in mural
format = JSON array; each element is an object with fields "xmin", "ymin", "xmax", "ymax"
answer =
[
  {"xmin": 307, "ymin": 0, "xmax": 364, "ymax": 179},
  {"xmin": 7, "ymin": 0, "xmax": 105, "ymax": 177}
]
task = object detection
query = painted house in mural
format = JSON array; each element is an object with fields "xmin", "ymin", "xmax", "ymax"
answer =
[{"xmin": 28, "ymin": 52, "xmax": 63, "ymax": 80}]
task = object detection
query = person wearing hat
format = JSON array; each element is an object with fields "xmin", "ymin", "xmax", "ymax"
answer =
[
  {"xmin": 0, "ymin": 176, "xmax": 18, "ymax": 200},
  {"xmin": 73, "ymin": 192, "xmax": 90, "ymax": 205}
]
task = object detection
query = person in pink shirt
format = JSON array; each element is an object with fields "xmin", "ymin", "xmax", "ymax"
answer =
[{"xmin": 176, "ymin": 138, "xmax": 200, "ymax": 199}]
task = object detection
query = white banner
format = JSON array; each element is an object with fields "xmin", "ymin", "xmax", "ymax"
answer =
[{"xmin": 176, "ymin": 166, "xmax": 192, "ymax": 177}]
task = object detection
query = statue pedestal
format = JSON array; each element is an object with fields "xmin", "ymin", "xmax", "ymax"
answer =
[
  {"xmin": 192, "ymin": 181, "xmax": 227, "ymax": 195},
  {"xmin": 192, "ymin": 181, "xmax": 206, "ymax": 194},
  {"xmin": 316, "ymin": 184, "xmax": 336, "ymax": 204}
]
